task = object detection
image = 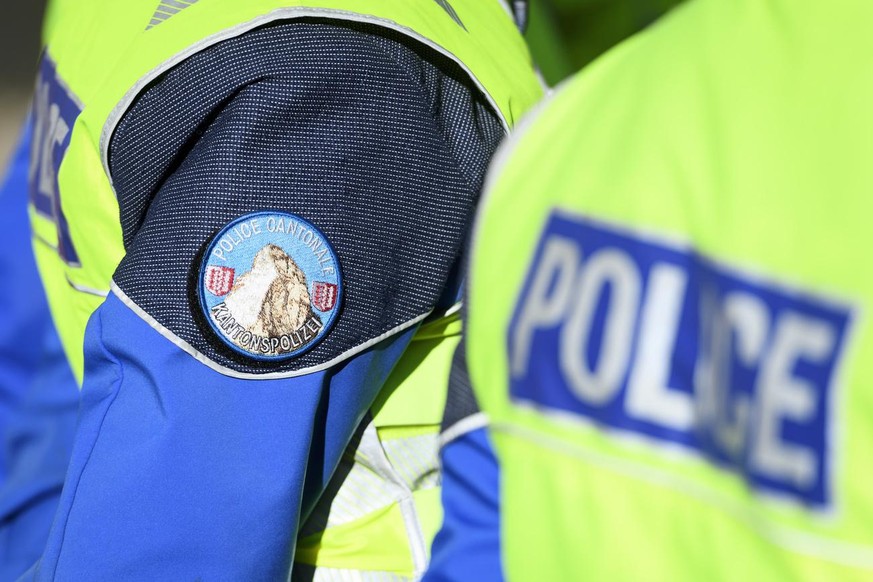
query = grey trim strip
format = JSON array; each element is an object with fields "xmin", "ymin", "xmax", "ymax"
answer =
[
  {"xmin": 66, "ymin": 276, "xmax": 109, "ymax": 298},
  {"xmin": 32, "ymin": 232, "xmax": 59, "ymax": 253},
  {"xmin": 102, "ymin": 6, "xmax": 512, "ymax": 182},
  {"xmin": 439, "ymin": 411, "xmax": 488, "ymax": 448},
  {"xmin": 31, "ymin": 233, "xmax": 82, "ymax": 268},
  {"xmin": 147, "ymin": 0, "xmax": 200, "ymax": 30},
  {"xmin": 358, "ymin": 423, "xmax": 430, "ymax": 577},
  {"xmin": 32, "ymin": 235, "xmax": 107, "ymax": 296},
  {"xmin": 433, "ymin": 0, "xmax": 466, "ymax": 30},
  {"xmin": 110, "ymin": 281, "xmax": 431, "ymax": 380},
  {"xmin": 423, "ymin": 300, "xmax": 462, "ymax": 323},
  {"xmin": 162, "ymin": 0, "xmax": 196, "ymax": 9},
  {"xmin": 444, "ymin": 300, "xmax": 462, "ymax": 317},
  {"xmin": 155, "ymin": 6, "xmax": 182, "ymax": 16}
]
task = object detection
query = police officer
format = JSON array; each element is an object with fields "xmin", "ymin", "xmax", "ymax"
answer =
[
  {"xmin": 429, "ymin": 0, "xmax": 873, "ymax": 579},
  {"xmin": 0, "ymin": 0, "xmax": 543, "ymax": 579}
]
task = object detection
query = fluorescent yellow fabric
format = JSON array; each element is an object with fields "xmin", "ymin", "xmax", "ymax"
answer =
[
  {"xmin": 296, "ymin": 489, "xmax": 442, "ymax": 577},
  {"xmin": 297, "ymin": 503, "xmax": 416, "ymax": 574},
  {"xmin": 468, "ymin": 0, "xmax": 873, "ymax": 579},
  {"xmin": 372, "ymin": 312, "xmax": 461, "ymax": 428}
]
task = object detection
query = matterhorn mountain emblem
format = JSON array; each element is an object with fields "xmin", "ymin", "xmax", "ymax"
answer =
[
  {"xmin": 199, "ymin": 211, "xmax": 342, "ymax": 360},
  {"xmin": 224, "ymin": 244, "xmax": 316, "ymax": 340}
]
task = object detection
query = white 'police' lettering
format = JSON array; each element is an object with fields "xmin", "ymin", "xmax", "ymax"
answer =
[
  {"xmin": 561, "ymin": 249, "xmax": 639, "ymax": 406},
  {"xmin": 508, "ymin": 214, "xmax": 852, "ymax": 507},
  {"xmin": 626, "ymin": 264, "xmax": 693, "ymax": 430},
  {"xmin": 211, "ymin": 218, "xmax": 262, "ymax": 261},
  {"xmin": 750, "ymin": 314, "xmax": 835, "ymax": 489}
]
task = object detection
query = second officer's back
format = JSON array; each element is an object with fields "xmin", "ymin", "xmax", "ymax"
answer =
[{"xmin": 434, "ymin": 0, "xmax": 873, "ymax": 579}]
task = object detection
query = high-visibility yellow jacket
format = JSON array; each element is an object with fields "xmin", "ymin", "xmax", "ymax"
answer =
[{"xmin": 461, "ymin": 0, "xmax": 873, "ymax": 579}]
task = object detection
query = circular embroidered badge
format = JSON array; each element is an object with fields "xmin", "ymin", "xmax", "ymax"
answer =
[{"xmin": 199, "ymin": 211, "xmax": 342, "ymax": 361}]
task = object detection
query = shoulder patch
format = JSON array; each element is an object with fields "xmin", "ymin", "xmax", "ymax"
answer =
[{"xmin": 199, "ymin": 211, "xmax": 342, "ymax": 360}]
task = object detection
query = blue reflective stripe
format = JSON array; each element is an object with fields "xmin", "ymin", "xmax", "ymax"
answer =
[
  {"xmin": 509, "ymin": 212, "xmax": 853, "ymax": 507},
  {"xmin": 29, "ymin": 54, "xmax": 82, "ymax": 266}
]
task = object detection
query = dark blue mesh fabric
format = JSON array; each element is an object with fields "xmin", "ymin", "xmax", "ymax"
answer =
[
  {"xmin": 109, "ymin": 20, "xmax": 504, "ymax": 374},
  {"xmin": 441, "ymin": 338, "xmax": 481, "ymax": 434}
]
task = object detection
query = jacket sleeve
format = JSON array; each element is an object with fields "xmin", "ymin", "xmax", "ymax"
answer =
[
  {"xmin": 23, "ymin": 21, "xmax": 503, "ymax": 581},
  {"xmin": 0, "ymin": 118, "xmax": 79, "ymax": 581}
]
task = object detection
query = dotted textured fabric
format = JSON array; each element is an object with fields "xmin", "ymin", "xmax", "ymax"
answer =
[{"xmin": 109, "ymin": 20, "xmax": 504, "ymax": 374}]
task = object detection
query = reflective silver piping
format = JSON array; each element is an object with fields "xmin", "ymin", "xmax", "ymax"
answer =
[
  {"xmin": 32, "ymin": 232, "xmax": 59, "ymax": 253},
  {"xmin": 439, "ymin": 411, "xmax": 488, "ymax": 448},
  {"xmin": 443, "ymin": 300, "xmax": 462, "ymax": 317},
  {"xmin": 66, "ymin": 275, "xmax": 109, "ymax": 297},
  {"xmin": 32, "ymin": 233, "xmax": 83, "ymax": 268}
]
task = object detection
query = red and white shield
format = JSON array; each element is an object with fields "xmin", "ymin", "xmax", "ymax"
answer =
[
  {"xmin": 313, "ymin": 282, "xmax": 338, "ymax": 312},
  {"xmin": 205, "ymin": 265, "xmax": 235, "ymax": 296}
]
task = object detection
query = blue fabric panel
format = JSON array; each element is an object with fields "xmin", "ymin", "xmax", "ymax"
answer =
[
  {"xmin": 424, "ymin": 427, "xmax": 503, "ymax": 582},
  {"xmin": 27, "ymin": 292, "xmax": 414, "ymax": 580}
]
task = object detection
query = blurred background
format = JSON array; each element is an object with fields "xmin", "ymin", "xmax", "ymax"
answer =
[
  {"xmin": 0, "ymin": 3, "xmax": 44, "ymax": 168},
  {"xmin": 0, "ymin": 0, "xmax": 684, "ymax": 168},
  {"xmin": 526, "ymin": 0, "xmax": 684, "ymax": 85}
]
